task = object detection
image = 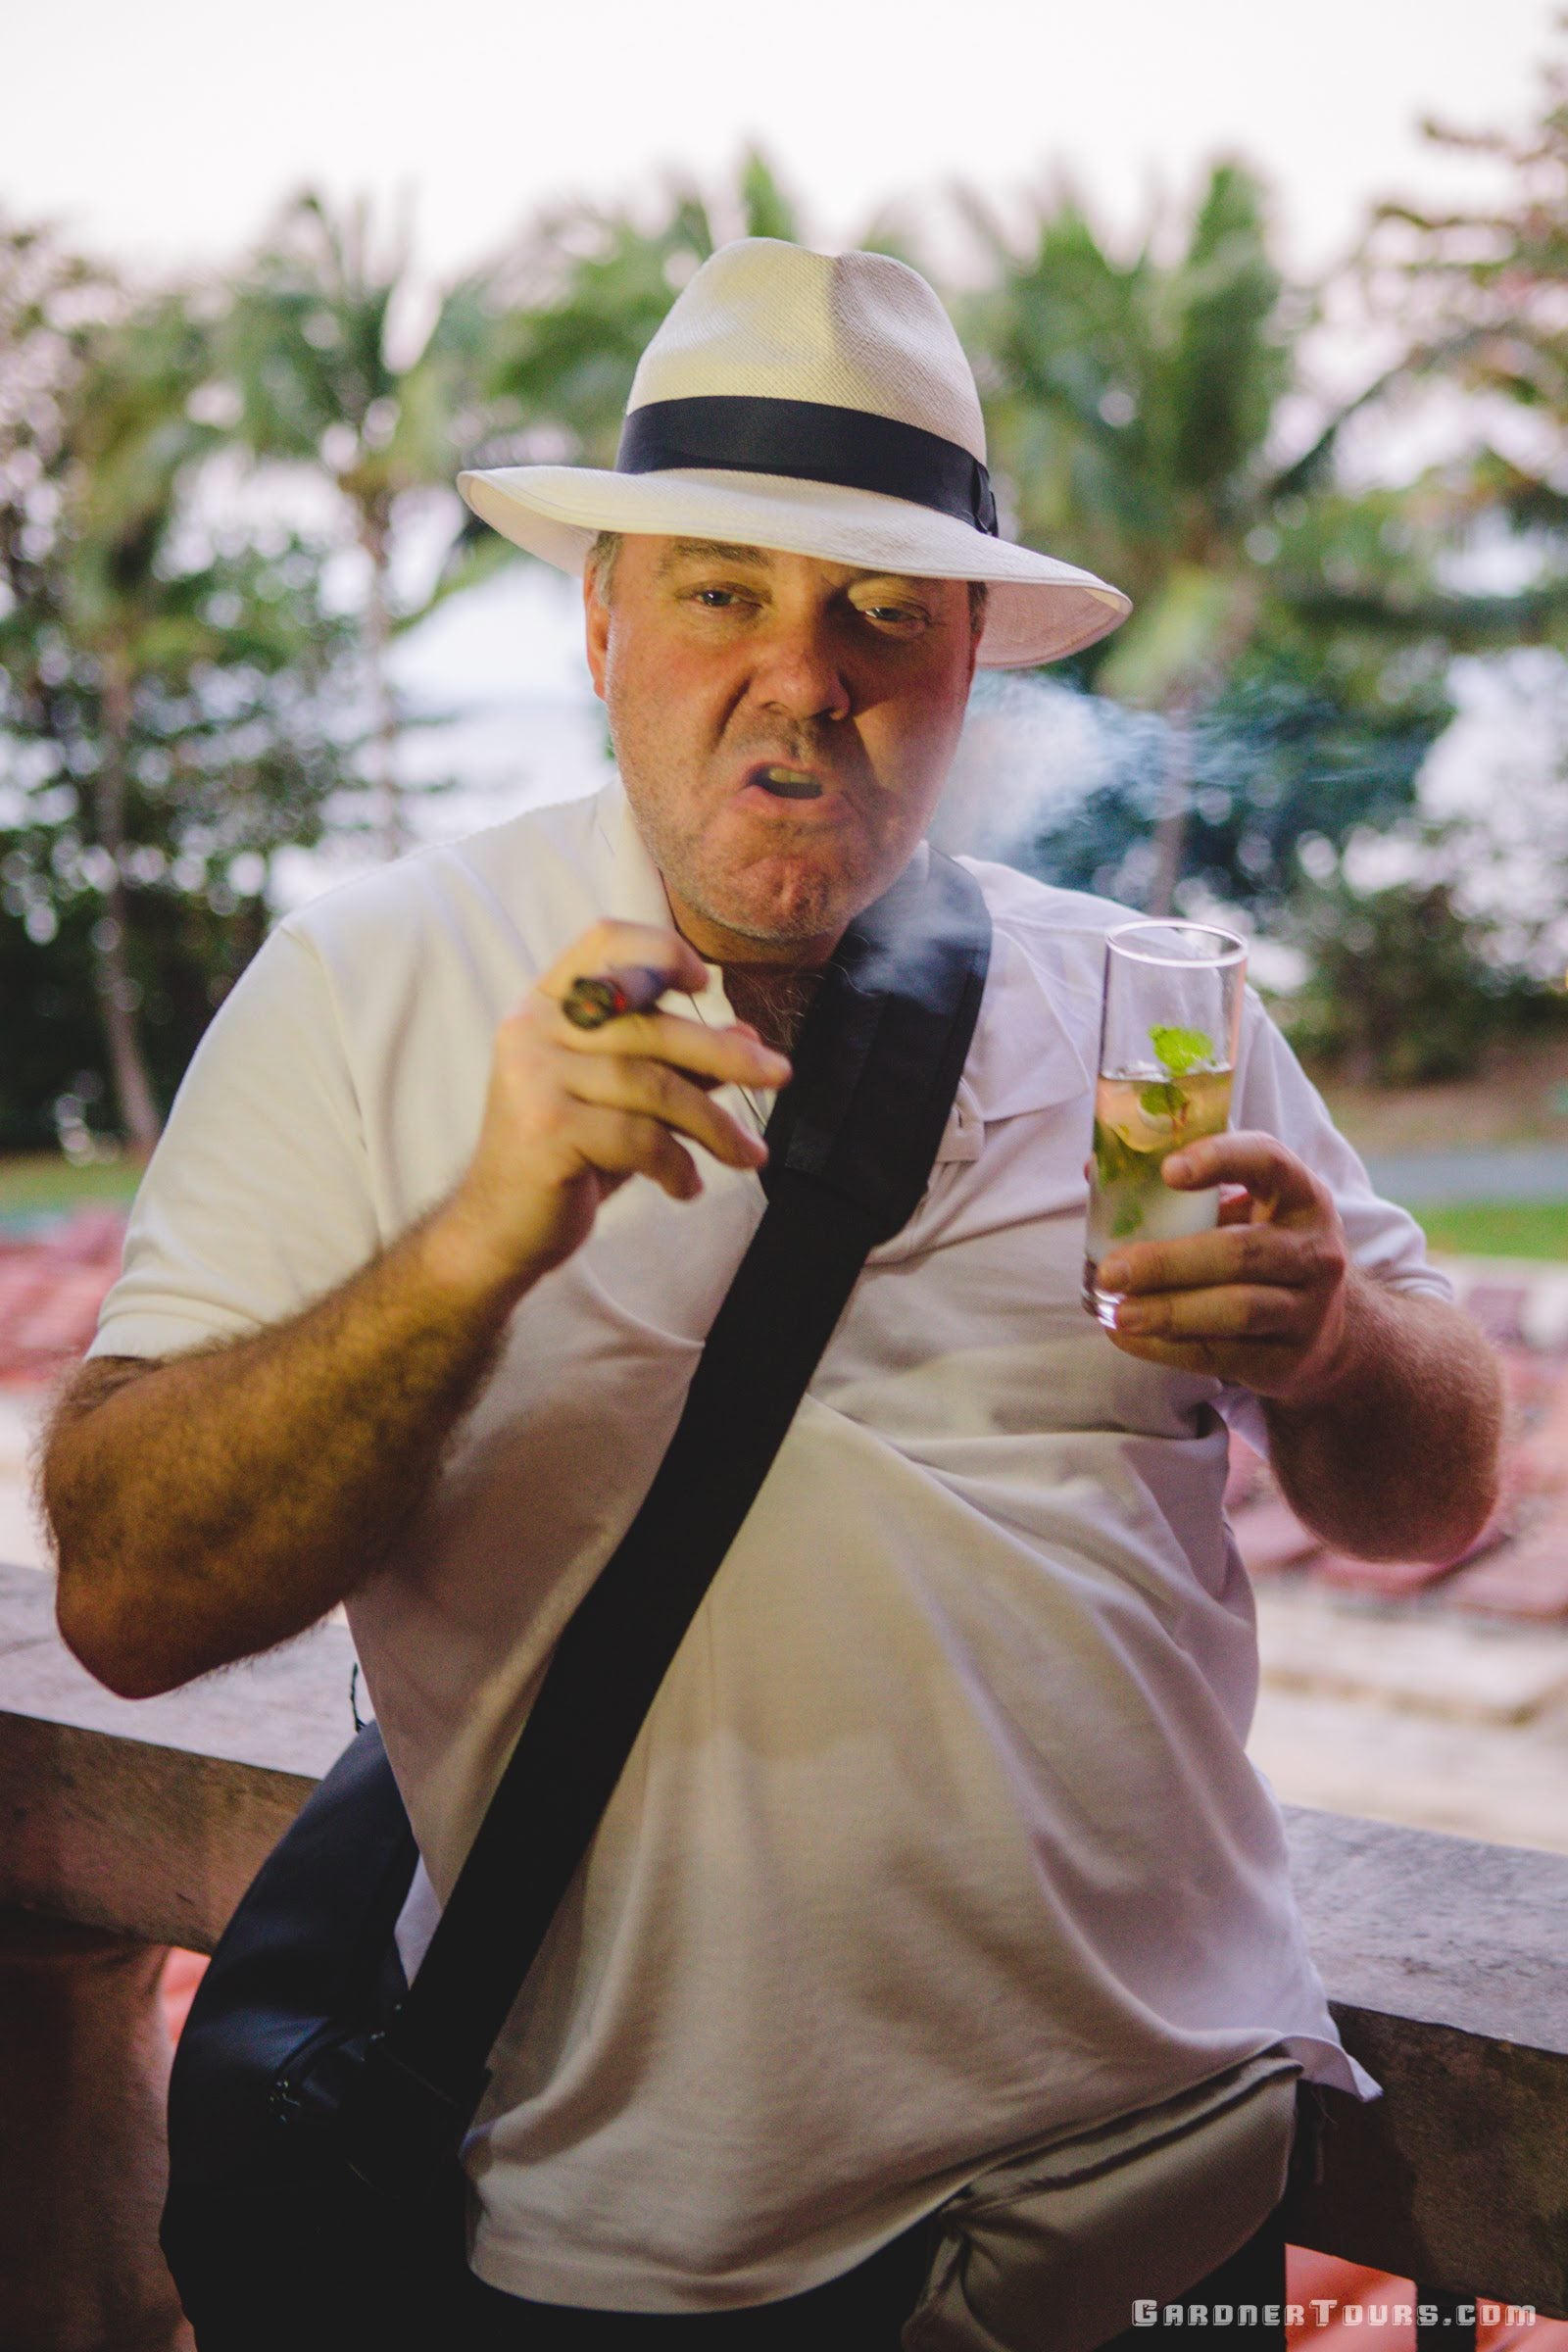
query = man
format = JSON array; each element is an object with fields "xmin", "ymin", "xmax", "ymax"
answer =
[{"xmin": 44, "ymin": 240, "xmax": 1501, "ymax": 2345}]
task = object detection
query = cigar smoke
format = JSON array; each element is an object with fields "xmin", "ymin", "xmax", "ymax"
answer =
[{"xmin": 930, "ymin": 672, "xmax": 1169, "ymax": 879}]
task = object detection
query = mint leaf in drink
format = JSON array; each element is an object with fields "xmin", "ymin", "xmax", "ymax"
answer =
[
  {"xmin": 1138, "ymin": 1080, "xmax": 1185, "ymax": 1121},
  {"xmin": 1093, "ymin": 1118, "xmax": 1155, "ymax": 1185},
  {"xmin": 1150, "ymin": 1024, "xmax": 1214, "ymax": 1078}
]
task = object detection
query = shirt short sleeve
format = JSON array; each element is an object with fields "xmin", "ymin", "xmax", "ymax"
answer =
[
  {"xmin": 1213, "ymin": 990, "xmax": 1454, "ymax": 1455},
  {"xmin": 87, "ymin": 920, "xmax": 381, "ymax": 1363}
]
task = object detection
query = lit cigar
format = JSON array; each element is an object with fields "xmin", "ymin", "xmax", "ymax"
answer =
[{"xmin": 561, "ymin": 964, "xmax": 671, "ymax": 1030}]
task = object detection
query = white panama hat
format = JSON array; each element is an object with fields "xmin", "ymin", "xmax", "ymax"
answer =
[{"xmin": 457, "ymin": 237, "xmax": 1131, "ymax": 669}]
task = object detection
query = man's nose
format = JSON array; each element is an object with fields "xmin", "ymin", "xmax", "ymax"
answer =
[{"xmin": 749, "ymin": 615, "xmax": 853, "ymax": 722}]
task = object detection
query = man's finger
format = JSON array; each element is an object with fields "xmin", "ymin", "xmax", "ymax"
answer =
[
  {"xmin": 545, "ymin": 1004, "xmax": 790, "ymax": 1093},
  {"xmin": 562, "ymin": 1053, "xmax": 768, "ymax": 1171},
  {"xmin": 1160, "ymin": 1130, "xmax": 1325, "ymax": 1221},
  {"xmin": 1099, "ymin": 1221, "xmax": 1324, "ymax": 1298},
  {"xmin": 569, "ymin": 1104, "xmax": 705, "ymax": 1202},
  {"xmin": 1112, "ymin": 1283, "xmax": 1307, "ymax": 1344},
  {"xmin": 1104, "ymin": 1329, "xmax": 1295, "ymax": 1381},
  {"xmin": 536, "ymin": 919, "xmax": 710, "ymax": 1004}
]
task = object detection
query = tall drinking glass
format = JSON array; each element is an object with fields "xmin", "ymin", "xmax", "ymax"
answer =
[{"xmin": 1083, "ymin": 920, "xmax": 1247, "ymax": 1328}]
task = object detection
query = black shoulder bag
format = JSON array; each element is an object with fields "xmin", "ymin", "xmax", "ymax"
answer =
[{"xmin": 160, "ymin": 850, "xmax": 990, "ymax": 2349}]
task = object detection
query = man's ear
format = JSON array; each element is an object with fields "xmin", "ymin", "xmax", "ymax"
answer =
[{"xmin": 583, "ymin": 564, "xmax": 611, "ymax": 702}]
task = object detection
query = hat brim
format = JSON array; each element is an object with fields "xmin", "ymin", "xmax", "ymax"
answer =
[{"xmin": 456, "ymin": 464, "xmax": 1130, "ymax": 669}]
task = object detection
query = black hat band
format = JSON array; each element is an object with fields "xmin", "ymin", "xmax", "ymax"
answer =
[{"xmin": 616, "ymin": 394, "xmax": 999, "ymax": 538}]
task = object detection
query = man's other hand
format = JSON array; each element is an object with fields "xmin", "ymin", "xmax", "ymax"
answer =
[
  {"xmin": 435, "ymin": 920, "xmax": 792, "ymax": 1297},
  {"xmin": 1096, "ymin": 1131, "xmax": 1354, "ymax": 1402}
]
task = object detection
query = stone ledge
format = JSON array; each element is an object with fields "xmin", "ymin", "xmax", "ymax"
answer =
[
  {"xmin": 1275, "ymin": 1808, "xmax": 1568, "ymax": 2307},
  {"xmin": 2, "ymin": 1562, "xmax": 1565, "ymax": 2311},
  {"xmin": 0, "ymin": 1560, "xmax": 354, "ymax": 1947}
]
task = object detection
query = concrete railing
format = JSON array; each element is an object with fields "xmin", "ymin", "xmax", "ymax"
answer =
[{"xmin": 1, "ymin": 1558, "xmax": 1565, "ymax": 2347}]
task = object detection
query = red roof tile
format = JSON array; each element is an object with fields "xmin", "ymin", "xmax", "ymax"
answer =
[
  {"xmin": 1286, "ymin": 2249, "xmax": 1568, "ymax": 2352},
  {"xmin": 1225, "ymin": 1436, "xmax": 1270, "ymax": 1512},
  {"xmin": 1513, "ymin": 1371, "xmax": 1568, "ymax": 1496},
  {"xmin": 1444, "ymin": 1504, "xmax": 1568, "ymax": 1620},
  {"xmin": 1211, "ymin": 1262, "xmax": 1568, "ymax": 1622},
  {"xmin": 1310, "ymin": 1549, "xmax": 1469, "ymax": 1599},
  {"xmin": 0, "ymin": 1209, "xmax": 126, "ymax": 1387},
  {"xmin": 1229, "ymin": 1497, "xmax": 1322, "ymax": 1576},
  {"xmin": 1457, "ymin": 1283, "xmax": 1533, "ymax": 1348},
  {"xmin": 1308, "ymin": 1483, "xmax": 1519, "ymax": 1599}
]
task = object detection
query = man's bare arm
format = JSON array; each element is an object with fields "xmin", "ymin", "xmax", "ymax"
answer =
[
  {"xmin": 46, "ymin": 1214, "xmax": 527, "ymax": 1697},
  {"xmin": 46, "ymin": 920, "xmax": 790, "ymax": 1699},
  {"xmin": 1259, "ymin": 1274, "xmax": 1503, "ymax": 1561},
  {"xmin": 1100, "ymin": 1132, "xmax": 1503, "ymax": 1565}
]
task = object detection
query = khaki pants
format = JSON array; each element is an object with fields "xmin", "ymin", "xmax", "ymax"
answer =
[{"xmin": 454, "ymin": 2203, "xmax": 1288, "ymax": 2352}]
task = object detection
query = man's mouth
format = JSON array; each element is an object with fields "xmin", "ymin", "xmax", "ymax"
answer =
[{"xmin": 746, "ymin": 762, "xmax": 825, "ymax": 802}]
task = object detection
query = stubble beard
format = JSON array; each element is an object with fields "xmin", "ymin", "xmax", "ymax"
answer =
[
  {"xmin": 616, "ymin": 740, "xmax": 868, "ymax": 953},
  {"xmin": 649, "ymin": 818, "xmax": 845, "ymax": 949}
]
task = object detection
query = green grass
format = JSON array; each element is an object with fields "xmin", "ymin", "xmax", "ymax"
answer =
[
  {"xmin": 0, "ymin": 1152, "xmax": 143, "ymax": 1219},
  {"xmin": 1408, "ymin": 1200, "xmax": 1568, "ymax": 1260}
]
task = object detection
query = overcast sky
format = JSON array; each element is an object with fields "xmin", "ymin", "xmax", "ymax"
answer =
[{"xmin": 9, "ymin": 0, "xmax": 1559, "ymax": 283}]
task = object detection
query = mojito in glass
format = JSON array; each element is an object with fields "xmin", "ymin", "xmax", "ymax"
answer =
[{"xmin": 1083, "ymin": 924, "xmax": 1247, "ymax": 1327}]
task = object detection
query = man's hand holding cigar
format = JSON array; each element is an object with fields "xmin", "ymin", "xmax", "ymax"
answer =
[
  {"xmin": 435, "ymin": 918, "xmax": 792, "ymax": 1298},
  {"xmin": 43, "ymin": 920, "xmax": 788, "ymax": 1696}
]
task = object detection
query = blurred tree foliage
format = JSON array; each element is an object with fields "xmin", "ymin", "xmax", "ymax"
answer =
[
  {"xmin": 960, "ymin": 163, "xmax": 1296, "ymax": 651},
  {"xmin": 1280, "ymin": 868, "xmax": 1513, "ymax": 1085},
  {"xmin": 1026, "ymin": 647, "xmax": 1448, "ymax": 917},
  {"xmin": 0, "ymin": 877, "xmax": 270, "ymax": 1154},
  {"xmin": 1256, "ymin": 36, "xmax": 1568, "ymax": 1082},
  {"xmin": 0, "ymin": 220, "xmax": 359, "ymax": 1152},
  {"xmin": 11, "ymin": 90, "xmax": 1568, "ymax": 1147}
]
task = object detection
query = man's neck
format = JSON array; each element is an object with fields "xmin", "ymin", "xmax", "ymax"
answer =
[{"xmin": 722, "ymin": 964, "xmax": 825, "ymax": 1058}]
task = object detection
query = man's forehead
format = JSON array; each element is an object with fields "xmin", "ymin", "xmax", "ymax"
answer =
[
  {"xmin": 655, "ymin": 539, "xmax": 772, "ymax": 570},
  {"xmin": 649, "ymin": 537, "xmax": 944, "ymax": 591}
]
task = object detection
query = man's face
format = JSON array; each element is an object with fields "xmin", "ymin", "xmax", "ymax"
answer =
[{"xmin": 583, "ymin": 536, "xmax": 980, "ymax": 965}]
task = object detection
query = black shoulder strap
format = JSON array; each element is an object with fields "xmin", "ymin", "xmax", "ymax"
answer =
[{"xmin": 352, "ymin": 849, "xmax": 991, "ymax": 2177}]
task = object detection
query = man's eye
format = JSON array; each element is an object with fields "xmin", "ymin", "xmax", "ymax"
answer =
[
  {"xmin": 691, "ymin": 587, "xmax": 749, "ymax": 609},
  {"xmin": 859, "ymin": 603, "xmax": 927, "ymax": 631}
]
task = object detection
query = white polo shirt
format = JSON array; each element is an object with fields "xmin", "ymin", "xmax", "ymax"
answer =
[{"xmin": 89, "ymin": 776, "xmax": 1447, "ymax": 2313}]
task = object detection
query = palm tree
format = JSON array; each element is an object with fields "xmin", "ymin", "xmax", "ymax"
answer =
[
  {"xmin": 956, "ymin": 162, "xmax": 1450, "ymax": 911},
  {"xmin": 220, "ymin": 190, "xmax": 498, "ymax": 857},
  {"xmin": 476, "ymin": 151, "xmax": 802, "ymax": 471}
]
